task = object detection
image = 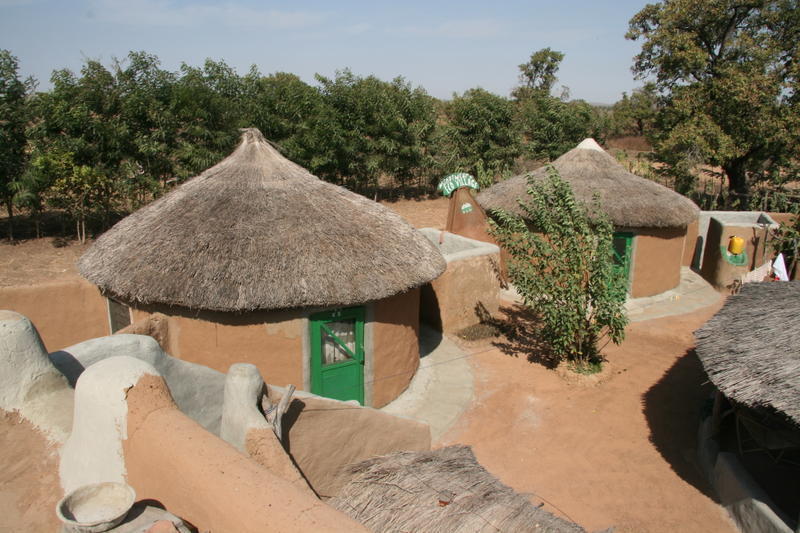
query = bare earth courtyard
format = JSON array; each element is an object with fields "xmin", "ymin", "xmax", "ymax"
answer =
[{"xmin": 0, "ymin": 197, "xmax": 736, "ymax": 532}]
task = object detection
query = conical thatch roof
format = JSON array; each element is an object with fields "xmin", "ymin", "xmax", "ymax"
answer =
[
  {"xmin": 477, "ymin": 139, "xmax": 699, "ymax": 228},
  {"xmin": 79, "ymin": 129, "xmax": 446, "ymax": 312},
  {"xmin": 329, "ymin": 446, "xmax": 586, "ymax": 533},
  {"xmin": 694, "ymin": 282, "xmax": 800, "ymax": 425}
]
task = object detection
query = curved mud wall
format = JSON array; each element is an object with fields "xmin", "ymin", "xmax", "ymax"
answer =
[
  {"xmin": 123, "ymin": 373, "xmax": 366, "ymax": 532},
  {"xmin": 371, "ymin": 289, "xmax": 420, "ymax": 408},
  {"xmin": 129, "ymin": 305, "xmax": 305, "ymax": 390},
  {"xmin": 276, "ymin": 390, "xmax": 431, "ymax": 498},
  {"xmin": 131, "ymin": 290, "xmax": 421, "ymax": 407},
  {"xmin": 0, "ymin": 279, "xmax": 107, "ymax": 350},
  {"xmin": 629, "ymin": 227, "xmax": 687, "ymax": 298}
]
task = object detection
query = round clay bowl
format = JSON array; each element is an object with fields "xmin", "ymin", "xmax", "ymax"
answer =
[{"xmin": 56, "ymin": 482, "xmax": 136, "ymax": 533}]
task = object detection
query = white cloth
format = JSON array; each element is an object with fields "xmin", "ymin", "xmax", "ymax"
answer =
[
  {"xmin": 773, "ymin": 253, "xmax": 789, "ymax": 281},
  {"xmin": 740, "ymin": 262, "xmax": 772, "ymax": 284}
]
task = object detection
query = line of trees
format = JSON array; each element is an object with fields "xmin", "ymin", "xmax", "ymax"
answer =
[{"xmin": 0, "ymin": 48, "xmax": 609, "ymax": 241}]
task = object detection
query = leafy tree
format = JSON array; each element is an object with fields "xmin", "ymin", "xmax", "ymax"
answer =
[
  {"xmin": 608, "ymin": 84, "xmax": 658, "ymax": 138},
  {"xmin": 438, "ymin": 88, "xmax": 521, "ymax": 179},
  {"xmin": 29, "ymin": 61, "xmax": 127, "ymax": 229},
  {"xmin": 516, "ymin": 96, "xmax": 603, "ymax": 161},
  {"xmin": 242, "ymin": 71, "xmax": 324, "ymax": 168},
  {"xmin": 311, "ymin": 70, "xmax": 436, "ymax": 192},
  {"xmin": 0, "ymin": 49, "xmax": 31, "ymax": 240},
  {"xmin": 627, "ymin": 0, "xmax": 800, "ymax": 193},
  {"xmin": 35, "ymin": 149, "xmax": 111, "ymax": 243},
  {"xmin": 514, "ymin": 48, "xmax": 565, "ymax": 98},
  {"xmin": 170, "ymin": 59, "xmax": 243, "ymax": 180},
  {"xmin": 114, "ymin": 51, "xmax": 178, "ymax": 206},
  {"xmin": 489, "ymin": 168, "xmax": 628, "ymax": 365}
]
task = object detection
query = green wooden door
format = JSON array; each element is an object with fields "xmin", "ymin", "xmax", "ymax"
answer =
[
  {"xmin": 309, "ymin": 307, "xmax": 365, "ymax": 404},
  {"xmin": 612, "ymin": 232, "xmax": 634, "ymax": 288}
]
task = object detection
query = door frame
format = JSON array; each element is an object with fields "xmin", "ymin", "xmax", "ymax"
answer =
[{"xmin": 309, "ymin": 306, "xmax": 366, "ymax": 404}]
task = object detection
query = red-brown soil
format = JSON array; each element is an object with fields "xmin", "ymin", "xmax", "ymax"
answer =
[
  {"xmin": 0, "ymin": 238, "xmax": 89, "ymax": 287},
  {"xmin": 0, "ymin": 198, "xmax": 448, "ymax": 288},
  {"xmin": 0, "ymin": 410, "xmax": 62, "ymax": 533},
  {"xmin": 442, "ymin": 301, "xmax": 736, "ymax": 533},
  {"xmin": 380, "ymin": 197, "xmax": 449, "ymax": 230},
  {"xmin": 0, "ymin": 198, "xmax": 737, "ymax": 532}
]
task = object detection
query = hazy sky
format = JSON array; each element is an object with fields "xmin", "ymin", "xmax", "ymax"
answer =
[{"xmin": 1, "ymin": 0, "xmax": 650, "ymax": 104}]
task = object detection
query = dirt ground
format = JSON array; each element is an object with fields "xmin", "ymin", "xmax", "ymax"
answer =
[
  {"xmin": 0, "ymin": 238, "xmax": 89, "ymax": 287},
  {"xmin": 0, "ymin": 197, "xmax": 737, "ymax": 532},
  {"xmin": 0, "ymin": 411, "xmax": 62, "ymax": 533},
  {"xmin": 442, "ymin": 301, "xmax": 736, "ymax": 533},
  {"xmin": 0, "ymin": 198, "xmax": 446, "ymax": 287}
]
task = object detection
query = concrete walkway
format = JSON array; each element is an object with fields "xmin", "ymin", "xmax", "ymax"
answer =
[
  {"xmin": 383, "ymin": 267, "xmax": 723, "ymax": 441},
  {"xmin": 625, "ymin": 267, "xmax": 722, "ymax": 322},
  {"xmin": 381, "ymin": 327, "xmax": 473, "ymax": 442}
]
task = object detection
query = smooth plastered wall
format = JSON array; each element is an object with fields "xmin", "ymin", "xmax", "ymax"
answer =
[
  {"xmin": 124, "ymin": 373, "xmax": 366, "ymax": 532},
  {"xmin": 371, "ymin": 289, "xmax": 420, "ymax": 408},
  {"xmin": 130, "ymin": 305, "xmax": 306, "ymax": 390},
  {"xmin": 0, "ymin": 279, "xmax": 108, "ymax": 350},
  {"xmin": 131, "ymin": 290, "xmax": 422, "ymax": 408},
  {"xmin": 629, "ymin": 227, "xmax": 687, "ymax": 298}
]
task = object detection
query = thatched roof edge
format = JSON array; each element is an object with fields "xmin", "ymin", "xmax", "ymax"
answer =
[{"xmin": 694, "ymin": 282, "xmax": 800, "ymax": 424}]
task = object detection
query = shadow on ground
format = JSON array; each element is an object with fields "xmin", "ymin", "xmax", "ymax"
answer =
[
  {"xmin": 473, "ymin": 303, "xmax": 559, "ymax": 369},
  {"xmin": 643, "ymin": 348, "xmax": 718, "ymax": 500}
]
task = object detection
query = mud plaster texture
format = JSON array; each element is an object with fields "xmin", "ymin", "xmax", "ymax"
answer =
[
  {"xmin": 0, "ymin": 279, "xmax": 108, "ymax": 350},
  {"xmin": 129, "ymin": 289, "xmax": 422, "ymax": 408},
  {"xmin": 129, "ymin": 305, "xmax": 305, "ymax": 390},
  {"xmin": 701, "ymin": 216, "xmax": 775, "ymax": 289},
  {"xmin": 442, "ymin": 301, "xmax": 738, "ymax": 533},
  {"xmin": 0, "ymin": 310, "xmax": 73, "ymax": 442},
  {"xmin": 59, "ymin": 356, "xmax": 156, "ymax": 493},
  {"xmin": 0, "ymin": 409, "xmax": 62, "ymax": 533},
  {"xmin": 445, "ymin": 187, "xmax": 498, "ymax": 245},
  {"xmin": 220, "ymin": 363, "xmax": 312, "ymax": 494},
  {"xmin": 418, "ymin": 230, "xmax": 502, "ymax": 333},
  {"xmin": 629, "ymin": 227, "xmax": 687, "ymax": 298},
  {"xmin": 371, "ymin": 289, "xmax": 421, "ymax": 407},
  {"xmin": 50, "ymin": 334, "xmax": 225, "ymax": 434},
  {"xmin": 273, "ymin": 387, "xmax": 431, "ymax": 498},
  {"xmin": 124, "ymin": 372, "xmax": 367, "ymax": 533}
]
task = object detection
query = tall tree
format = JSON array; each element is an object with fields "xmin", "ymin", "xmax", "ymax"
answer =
[
  {"xmin": 627, "ymin": 0, "xmax": 800, "ymax": 193},
  {"xmin": 311, "ymin": 70, "xmax": 436, "ymax": 192},
  {"xmin": 0, "ymin": 50, "xmax": 30, "ymax": 240},
  {"xmin": 439, "ymin": 88, "xmax": 521, "ymax": 179},
  {"xmin": 515, "ymin": 48, "xmax": 565, "ymax": 97}
]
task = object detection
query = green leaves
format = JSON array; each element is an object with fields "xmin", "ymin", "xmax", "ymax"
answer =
[
  {"xmin": 489, "ymin": 168, "xmax": 628, "ymax": 364},
  {"xmin": 627, "ymin": 0, "xmax": 800, "ymax": 193}
]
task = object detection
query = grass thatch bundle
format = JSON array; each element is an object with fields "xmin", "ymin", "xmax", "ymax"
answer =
[
  {"xmin": 477, "ymin": 139, "xmax": 699, "ymax": 229},
  {"xmin": 79, "ymin": 129, "xmax": 446, "ymax": 312},
  {"xmin": 329, "ymin": 445, "xmax": 586, "ymax": 533},
  {"xmin": 695, "ymin": 282, "xmax": 800, "ymax": 425}
]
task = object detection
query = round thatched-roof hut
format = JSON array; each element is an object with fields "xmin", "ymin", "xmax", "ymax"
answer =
[
  {"xmin": 695, "ymin": 282, "xmax": 800, "ymax": 426},
  {"xmin": 79, "ymin": 128, "xmax": 446, "ymax": 407},
  {"xmin": 478, "ymin": 139, "xmax": 700, "ymax": 297},
  {"xmin": 329, "ymin": 445, "xmax": 586, "ymax": 532}
]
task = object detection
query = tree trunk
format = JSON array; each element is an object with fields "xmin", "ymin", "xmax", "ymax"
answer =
[
  {"xmin": 5, "ymin": 197, "xmax": 13, "ymax": 242},
  {"xmin": 723, "ymin": 157, "xmax": 748, "ymax": 194}
]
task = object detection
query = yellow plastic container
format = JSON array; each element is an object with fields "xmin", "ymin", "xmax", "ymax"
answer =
[{"xmin": 728, "ymin": 235, "xmax": 745, "ymax": 255}]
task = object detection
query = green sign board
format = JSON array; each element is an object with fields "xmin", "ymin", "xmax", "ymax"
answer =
[{"xmin": 437, "ymin": 173, "xmax": 479, "ymax": 197}]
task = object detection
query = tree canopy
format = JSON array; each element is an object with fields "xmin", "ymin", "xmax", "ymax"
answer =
[{"xmin": 627, "ymin": 0, "xmax": 800, "ymax": 193}]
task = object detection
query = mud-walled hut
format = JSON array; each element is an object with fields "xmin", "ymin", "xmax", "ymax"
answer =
[
  {"xmin": 78, "ymin": 128, "xmax": 446, "ymax": 407},
  {"xmin": 477, "ymin": 139, "xmax": 699, "ymax": 298}
]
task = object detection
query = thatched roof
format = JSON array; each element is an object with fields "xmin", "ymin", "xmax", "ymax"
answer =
[
  {"xmin": 477, "ymin": 139, "xmax": 699, "ymax": 229},
  {"xmin": 694, "ymin": 282, "xmax": 800, "ymax": 425},
  {"xmin": 329, "ymin": 445, "xmax": 586, "ymax": 533},
  {"xmin": 79, "ymin": 129, "xmax": 445, "ymax": 312}
]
